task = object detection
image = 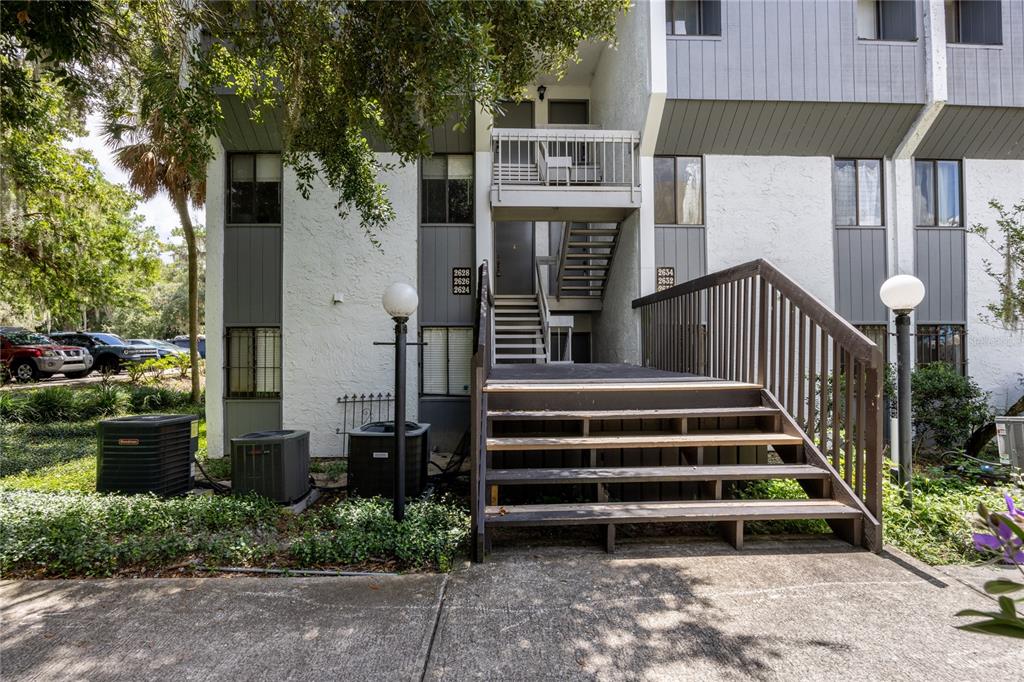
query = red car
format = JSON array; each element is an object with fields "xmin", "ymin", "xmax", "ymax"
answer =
[{"xmin": 0, "ymin": 327, "xmax": 94, "ymax": 382}]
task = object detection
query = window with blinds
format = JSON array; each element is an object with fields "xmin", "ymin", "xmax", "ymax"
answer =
[
  {"xmin": 226, "ymin": 327, "xmax": 282, "ymax": 398},
  {"xmin": 421, "ymin": 327, "xmax": 472, "ymax": 396}
]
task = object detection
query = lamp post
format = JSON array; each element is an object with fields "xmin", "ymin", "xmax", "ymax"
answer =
[
  {"xmin": 879, "ymin": 274, "xmax": 925, "ymax": 504},
  {"xmin": 382, "ymin": 282, "xmax": 419, "ymax": 522}
]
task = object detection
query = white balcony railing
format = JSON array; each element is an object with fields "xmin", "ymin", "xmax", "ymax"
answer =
[{"xmin": 491, "ymin": 128, "xmax": 640, "ymax": 201}]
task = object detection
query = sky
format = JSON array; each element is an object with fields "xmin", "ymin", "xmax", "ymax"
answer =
[{"xmin": 71, "ymin": 115, "xmax": 205, "ymax": 246}]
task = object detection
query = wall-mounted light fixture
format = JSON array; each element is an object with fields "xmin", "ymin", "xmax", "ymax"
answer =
[{"xmin": 537, "ymin": 84, "xmax": 546, "ymax": 101}]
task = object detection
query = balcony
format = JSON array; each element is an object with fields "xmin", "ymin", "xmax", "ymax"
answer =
[{"xmin": 490, "ymin": 128, "xmax": 641, "ymax": 222}]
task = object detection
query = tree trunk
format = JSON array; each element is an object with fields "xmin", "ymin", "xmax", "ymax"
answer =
[
  {"xmin": 173, "ymin": 194, "xmax": 202, "ymax": 405},
  {"xmin": 965, "ymin": 392, "xmax": 1024, "ymax": 457}
]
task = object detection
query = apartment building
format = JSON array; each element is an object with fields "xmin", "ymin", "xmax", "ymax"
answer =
[{"xmin": 205, "ymin": 0, "xmax": 1024, "ymax": 461}]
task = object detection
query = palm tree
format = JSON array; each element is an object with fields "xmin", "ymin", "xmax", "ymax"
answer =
[{"xmin": 103, "ymin": 108, "xmax": 205, "ymax": 403}]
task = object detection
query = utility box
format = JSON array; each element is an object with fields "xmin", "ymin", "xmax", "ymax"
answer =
[
  {"xmin": 347, "ymin": 421, "xmax": 430, "ymax": 498},
  {"xmin": 231, "ymin": 430, "xmax": 310, "ymax": 504},
  {"xmin": 995, "ymin": 417, "xmax": 1024, "ymax": 470},
  {"xmin": 97, "ymin": 414, "xmax": 198, "ymax": 496}
]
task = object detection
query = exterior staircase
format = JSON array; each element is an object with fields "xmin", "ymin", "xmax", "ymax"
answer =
[
  {"xmin": 555, "ymin": 223, "xmax": 620, "ymax": 299},
  {"xmin": 479, "ymin": 377, "xmax": 864, "ymax": 553},
  {"xmin": 493, "ymin": 294, "xmax": 547, "ymax": 364},
  {"xmin": 470, "ymin": 259, "xmax": 884, "ymax": 562}
]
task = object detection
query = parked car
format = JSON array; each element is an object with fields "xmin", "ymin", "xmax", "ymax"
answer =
[
  {"xmin": 127, "ymin": 338, "xmax": 185, "ymax": 359},
  {"xmin": 49, "ymin": 332, "xmax": 159, "ymax": 375},
  {"xmin": 0, "ymin": 327, "xmax": 94, "ymax": 382},
  {"xmin": 170, "ymin": 335, "xmax": 206, "ymax": 358}
]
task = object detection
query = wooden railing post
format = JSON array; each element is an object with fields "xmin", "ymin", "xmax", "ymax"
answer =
[
  {"xmin": 757, "ymin": 272, "xmax": 768, "ymax": 388},
  {"xmin": 863, "ymin": 361, "xmax": 884, "ymax": 550}
]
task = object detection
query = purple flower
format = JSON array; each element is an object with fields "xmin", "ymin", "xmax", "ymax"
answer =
[
  {"xmin": 1006, "ymin": 494, "xmax": 1024, "ymax": 522},
  {"xmin": 973, "ymin": 496, "xmax": 1024, "ymax": 565}
]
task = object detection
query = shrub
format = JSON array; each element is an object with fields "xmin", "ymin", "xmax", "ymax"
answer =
[
  {"xmin": 291, "ymin": 497, "xmax": 470, "ymax": 571},
  {"xmin": 911, "ymin": 363, "xmax": 992, "ymax": 455},
  {"xmin": 0, "ymin": 385, "xmax": 196, "ymax": 424}
]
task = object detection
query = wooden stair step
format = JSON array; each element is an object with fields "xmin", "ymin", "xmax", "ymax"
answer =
[
  {"xmin": 569, "ymin": 242, "xmax": 614, "ymax": 248},
  {"xmin": 487, "ymin": 464, "xmax": 829, "ymax": 485},
  {"xmin": 488, "ymin": 406, "xmax": 780, "ymax": 421},
  {"xmin": 566, "ymin": 254, "xmax": 609, "ymax": 260},
  {"xmin": 563, "ymin": 275, "xmax": 607, "ymax": 281},
  {"xmin": 484, "ymin": 380, "xmax": 761, "ymax": 393},
  {"xmin": 494, "ymin": 343, "xmax": 545, "ymax": 349},
  {"xmin": 485, "ymin": 499, "xmax": 861, "ymax": 526},
  {"xmin": 571, "ymin": 229, "xmax": 618, "ymax": 236},
  {"xmin": 564, "ymin": 265, "xmax": 610, "ymax": 270},
  {"xmin": 496, "ymin": 325, "xmax": 542, "ymax": 331},
  {"xmin": 493, "ymin": 316, "xmax": 541, "ymax": 322},
  {"xmin": 494, "ymin": 308, "xmax": 539, "ymax": 314},
  {"xmin": 486, "ymin": 430, "xmax": 803, "ymax": 451},
  {"xmin": 496, "ymin": 353, "xmax": 547, "ymax": 360}
]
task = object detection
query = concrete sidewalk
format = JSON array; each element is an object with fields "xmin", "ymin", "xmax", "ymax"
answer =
[{"xmin": 2, "ymin": 538, "xmax": 1019, "ymax": 681}]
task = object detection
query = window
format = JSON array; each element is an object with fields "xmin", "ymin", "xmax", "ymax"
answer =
[
  {"xmin": 226, "ymin": 327, "xmax": 281, "ymax": 398},
  {"xmin": 421, "ymin": 327, "xmax": 472, "ymax": 396},
  {"xmin": 857, "ymin": 0, "xmax": 917, "ymax": 41},
  {"xmin": 833, "ymin": 159, "xmax": 883, "ymax": 226},
  {"xmin": 946, "ymin": 0, "xmax": 1002, "ymax": 45},
  {"xmin": 421, "ymin": 155, "xmax": 473, "ymax": 224},
  {"xmin": 654, "ymin": 157, "xmax": 703, "ymax": 225},
  {"xmin": 916, "ymin": 324, "xmax": 966, "ymax": 375},
  {"xmin": 228, "ymin": 154, "xmax": 282, "ymax": 224},
  {"xmin": 914, "ymin": 160, "xmax": 962, "ymax": 227},
  {"xmin": 548, "ymin": 101, "xmax": 589, "ymax": 125},
  {"xmin": 657, "ymin": 267, "xmax": 676, "ymax": 292},
  {"xmin": 666, "ymin": 0, "xmax": 721, "ymax": 36}
]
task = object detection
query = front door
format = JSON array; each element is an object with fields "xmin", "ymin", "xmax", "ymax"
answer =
[{"xmin": 494, "ymin": 222, "xmax": 534, "ymax": 295}]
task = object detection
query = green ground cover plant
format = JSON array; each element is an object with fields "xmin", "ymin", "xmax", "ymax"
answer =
[{"xmin": 0, "ymin": 492, "xmax": 470, "ymax": 577}]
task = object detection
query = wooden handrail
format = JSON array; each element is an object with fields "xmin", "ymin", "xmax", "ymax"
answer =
[
  {"xmin": 632, "ymin": 259, "xmax": 880, "ymax": 363},
  {"xmin": 632, "ymin": 259, "xmax": 884, "ymax": 548}
]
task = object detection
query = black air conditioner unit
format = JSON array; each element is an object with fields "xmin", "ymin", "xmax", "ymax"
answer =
[
  {"xmin": 97, "ymin": 414, "xmax": 198, "ymax": 496},
  {"xmin": 230, "ymin": 430, "xmax": 310, "ymax": 504},
  {"xmin": 347, "ymin": 421, "xmax": 430, "ymax": 498}
]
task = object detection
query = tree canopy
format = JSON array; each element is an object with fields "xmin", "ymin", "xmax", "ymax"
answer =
[
  {"xmin": 210, "ymin": 0, "xmax": 627, "ymax": 241},
  {"xmin": 0, "ymin": 76, "xmax": 160, "ymax": 329}
]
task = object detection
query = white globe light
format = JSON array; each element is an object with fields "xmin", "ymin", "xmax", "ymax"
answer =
[
  {"xmin": 879, "ymin": 275, "xmax": 925, "ymax": 312},
  {"xmin": 382, "ymin": 282, "xmax": 418, "ymax": 318}
]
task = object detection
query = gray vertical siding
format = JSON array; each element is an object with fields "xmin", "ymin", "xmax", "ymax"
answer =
[
  {"xmin": 947, "ymin": 0, "xmax": 1024, "ymax": 106},
  {"xmin": 223, "ymin": 401, "xmax": 282, "ymax": 453},
  {"xmin": 834, "ymin": 228, "xmax": 888, "ymax": 323},
  {"xmin": 914, "ymin": 228, "xmax": 967, "ymax": 322},
  {"xmin": 666, "ymin": 0, "xmax": 926, "ymax": 103},
  {"xmin": 224, "ymin": 227, "xmax": 282, "ymax": 325},
  {"xmin": 655, "ymin": 226, "xmax": 707, "ymax": 284},
  {"xmin": 419, "ymin": 225, "xmax": 476, "ymax": 326}
]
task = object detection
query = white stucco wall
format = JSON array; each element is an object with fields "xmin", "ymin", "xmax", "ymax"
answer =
[
  {"xmin": 963, "ymin": 159, "xmax": 1024, "ymax": 410},
  {"xmin": 281, "ymin": 154, "xmax": 419, "ymax": 457},
  {"xmin": 591, "ymin": 1, "xmax": 654, "ymax": 134},
  {"xmin": 593, "ymin": 209, "xmax": 641, "ymax": 363},
  {"xmin": 205, "ymin": 140, "xmax": 226, "ymax": 457},
  {"xmin": 704, "ymin": 155, "xmax": 836, "ymax": 306}
]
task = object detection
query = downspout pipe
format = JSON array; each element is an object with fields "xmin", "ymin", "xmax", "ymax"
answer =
[{"xmin": 887, "ymin": 0, "xmax": 948, "ymax": 465}]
